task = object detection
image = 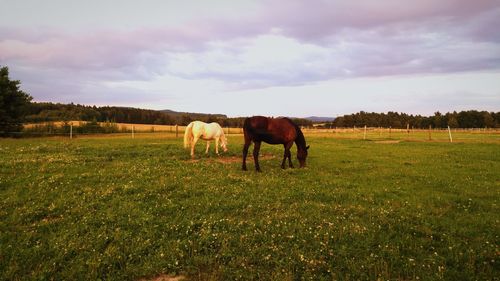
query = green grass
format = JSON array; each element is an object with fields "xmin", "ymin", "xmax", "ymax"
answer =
[
  {"xmin": 305, "ymin": 128, "xmax": 500, "ymax": 143},
  {"xmin": 1, "ymin": 134, "xmax": 499, "ymax": 280}
]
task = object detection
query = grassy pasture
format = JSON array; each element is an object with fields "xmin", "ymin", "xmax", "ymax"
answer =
[{"xmin": 0, "ymin": 133, "xmax": 499, "ymax": 280}]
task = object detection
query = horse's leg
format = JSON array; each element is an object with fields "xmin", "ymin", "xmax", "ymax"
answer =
[
  {"xmin": 191, "ymin": 136, "xmax": 199, "ymax": 158},
  {"xmin": 288, "ymin": 150, "xmax": 294, "ymax": 168},
  {"xmin": 286, "ymin": 142, "xmax": 294, "ymax": 168},
  {"xmin": 282, "ymin": 142, "xmax": 293, "ymax": 169},
  {"xmin": 253, "ymin": 141, "xmax": 262, "ymax": 172},
  {"xmin": 281, "ymin": 144, "xmax": 287, "ymax": 169},
  {"xmin": 242, "ymin": 137, "xmax": 251, "ymax": 171},
  {"xmin": 215, "ymin": 138, "xmax": 219, "ymax": 155},
  {"xmin": 205, "ymin": 141, "xmax": 210, "ymax": 154}
]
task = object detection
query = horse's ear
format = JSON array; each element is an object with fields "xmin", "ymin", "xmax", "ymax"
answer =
[{"xmin": 306, "ymin": 145, "xmax": 310, "ymax": 150}]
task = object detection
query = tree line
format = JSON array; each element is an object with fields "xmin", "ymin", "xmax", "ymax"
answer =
[
  {"xmin": 327, "ymin": 111, "xmax": 499, "ymax": 129},
  {"xmin": 26, "ymin": 102, "xmax": 194, "ymax": 125},
  {"xmin": 25, "ymin": 102, "xmax": 313, "ymax": 127}
]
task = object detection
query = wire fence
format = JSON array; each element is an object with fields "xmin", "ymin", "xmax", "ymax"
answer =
[
  {"xmin": 303, "ymin": 126, "xmax": 500, "ymax": 143},
  {"xmin": 2, "ymin": 122, "xmax": 499, "ymax": 143},
  {"xmin": 3, "ymin": 122, "xmax": 245, "ymax": 139}
]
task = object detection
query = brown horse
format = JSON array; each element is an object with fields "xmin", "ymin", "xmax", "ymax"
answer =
[{"xmin": 242, "ymin": 116, "xmax": 309, "ymax": 172}]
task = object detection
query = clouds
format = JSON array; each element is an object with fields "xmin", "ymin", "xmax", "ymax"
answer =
[
  {"xmin": 262, "ymin": 0, "xmax": 500, "ymax": 39},
  {"xmin": 207, "ymin": 72, "xmax": 500, "ymax": 117},
  {"xmin": 0, "ymin": 0, "xmax": 499, "ymax": 115},
  {"xmin": 3, "ymin": 1, "xmax": 499, "ymax": 80}
]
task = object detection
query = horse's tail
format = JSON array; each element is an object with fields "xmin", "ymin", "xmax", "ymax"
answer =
[
  {"xmin": 183, "ymin": 122, "xmax": 194, "ymax": 149},
  {"xmin": 243, "ymin": 117, "xmax": 251, "ymax": 137}
]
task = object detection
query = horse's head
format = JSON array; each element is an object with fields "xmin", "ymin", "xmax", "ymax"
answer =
[
  {"xmin": 297, "ymin": 145, "xmax": 309, "ymax": 168},
  {"xmin": 221, "ymin": 136, "xmax": 228, "ymax": 152}
]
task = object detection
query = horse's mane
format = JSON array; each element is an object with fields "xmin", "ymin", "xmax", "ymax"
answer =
[{"xmin": 282, "ymin": 117, "xmax": 307, "ymax": 150}]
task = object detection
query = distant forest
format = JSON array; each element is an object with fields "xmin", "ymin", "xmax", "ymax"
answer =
[
  {"xmin": 326, "ymin": 110, "xmax": 499, "ymax": 129},
  {"xmin": 26, "ymin": 102, "xmax": 227, "ymax": 125},
  {"xmin": 25, "ymin": 102, "xmax": 314, "ymax": 127},
  {"xmin": 25, "ymin": 102, "xmax": 498, "ymax": 129}
]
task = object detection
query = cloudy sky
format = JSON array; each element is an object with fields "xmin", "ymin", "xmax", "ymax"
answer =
[{"xmin": 1, "ymin": 0, "xmax": 499, "ymax": 117}]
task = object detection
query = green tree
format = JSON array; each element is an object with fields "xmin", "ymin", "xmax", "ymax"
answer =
[
  {"xmin": 446, "ymin": 111, "xmax": 459, "ymax": 128},
  {"xmin": 0, "ymin": 66, "xmax": 33, "ymax": 135},
  {"xmin": 483, "ymin": 112, "xmax": 495, "ymax": 128},
  {"xmin": 433, "ymin": 111, "xmax": 443, "ymax": 128}
]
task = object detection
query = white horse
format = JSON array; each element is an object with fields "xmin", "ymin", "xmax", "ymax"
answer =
[{"xmin": 183, "ymin": 121, "xmax": 228, "ymax": 158}]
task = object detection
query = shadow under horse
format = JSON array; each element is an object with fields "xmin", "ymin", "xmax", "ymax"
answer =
[{"xmin": 242, "ymin": 116, "xmax": 309, "ymax": 172}]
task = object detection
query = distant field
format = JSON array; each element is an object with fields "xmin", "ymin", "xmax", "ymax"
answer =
[
  {"xmin": 23, "ymin": 121, "xmax": 186, "ymax": 133},
  {"xmin": 23, "ymin": 121, "xmax": 500, "ymax": 142},
  {"xmin": 0, "ymin": 133, "xmax": 498, "ymax": 280},
  {"xmin": 305, "ymin": 127, "xmax": 500, "ymax": 143}
]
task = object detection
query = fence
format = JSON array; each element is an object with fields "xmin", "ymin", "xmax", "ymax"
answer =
[
  {"xmin": 4, "ymin": 122, "xmax": 500, "ymax": 142},
  {"xmin": 7, "ymin": 121, "xmax": 245, "ymax": 139},
  {"xmin": 302, "ymin": 126, "xmax": 500, "ymax": 143}
]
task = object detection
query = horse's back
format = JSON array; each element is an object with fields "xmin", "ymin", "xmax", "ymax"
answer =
[
  {"xmin": 209, "ymin": 122, "xmax": 222, "ymax": 130},
  {"xmin": 244, "ymin": 116, "xmax": 297, "ymax": 144},
  {"xmin": 187, "ymin": 121, "xmax": 206, "ymax": 136},
  {"xmin": 192, "ymin": 121, "xmax": 224, "ymax": 139}
]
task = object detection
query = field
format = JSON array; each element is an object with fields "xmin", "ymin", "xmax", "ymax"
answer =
[{"xmin": 1, "ymin": 132, "xmax": 499, "ymax": 280}]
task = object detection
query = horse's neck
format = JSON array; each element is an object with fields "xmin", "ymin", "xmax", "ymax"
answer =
[
  {"xmin": 294, "ymin": 128, "xmax": 306, "ymax": 150},
  {"xmin": 219, "ymin": 130, "xmax": 227, "ymax": 143}
]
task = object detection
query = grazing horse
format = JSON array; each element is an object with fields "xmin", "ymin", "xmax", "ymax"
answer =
[
  {"xmin": 242, "ymin": 116, "xmax": 309, "ymax": 172},
  {"xmin": 184, "ymin": 121, "xmax": 228, "ymax": 158}
]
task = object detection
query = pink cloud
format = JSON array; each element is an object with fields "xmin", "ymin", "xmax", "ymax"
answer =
[
  {"xmin": 1, "ymin": 0, "xmax": 499, "ymax": 105},
  {"xmin": 260, "ymin": 0, "xmax": 500, "ymax": 40}
]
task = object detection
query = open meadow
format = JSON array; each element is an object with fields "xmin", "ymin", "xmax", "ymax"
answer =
[{"xmin": 0, "ymin": 131, "xmax": 499, "ymax": 280}]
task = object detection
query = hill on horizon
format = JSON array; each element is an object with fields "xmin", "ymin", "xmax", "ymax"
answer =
[
  {"xmin": 304, "ymin": 116, "xmax": 336, "ymax": 122},
  {"xmin": 160, "ymin": 109, "xmax": 227, "ymax": 119}
]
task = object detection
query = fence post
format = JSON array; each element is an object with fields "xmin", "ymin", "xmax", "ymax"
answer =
[
  {"xmin": 175, "ymin": 125, "xmax": 179, "ymax": 138},
  {"xmin": 406, "ymin": 123, "xmax": 410, "ymax": 139},
  {"xmin": 132, "ymin": 126, "xmax": 135, "ymax": 138},
  {"xmin": 363, "ymin": 125, "xmax": 367, "ymax": 140},
  {"xmin": 428, "ymin": 125, "xmax": 432, "ymax": 141},
  {"xmin": 447, "ymin": 126, "xmax": 453, "ymax": 143},
  {"xmin": 70, "ymin": 123, "xmax": 73, "ymax": 139},
  {"xmin": 389, "ymin": 126, "xmax": 392, "ymax": 139}
]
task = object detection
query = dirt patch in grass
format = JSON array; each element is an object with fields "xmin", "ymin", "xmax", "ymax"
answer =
[
  {"xmin": 374, "ymin": 140, "xmax": 401, "ymax": 144},
  {"xmin": 186, "ymin": 153, "xmax": 275, "ymax": 164},
  {"xmin": 138, "ymin": 274, "xmax": 185, "ymax": 281},
  {"xmin": 40, "ymin": 215, "xmax": 63, "ymax": 224}
]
